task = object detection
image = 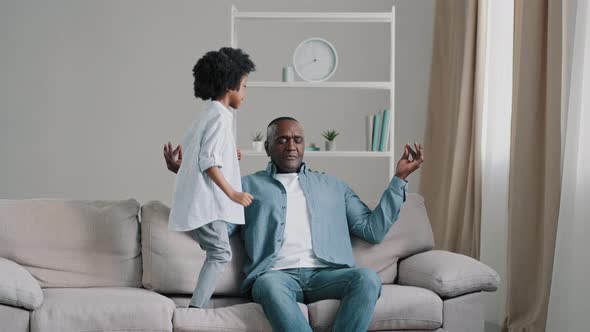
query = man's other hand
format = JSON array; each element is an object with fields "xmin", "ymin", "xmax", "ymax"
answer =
[
  {"xmin": 164, "ymin": 142, "xmax": 182, "ymax": 174},
  {"xmin": 395, "ymin": 142, "xmax": 424, "ymax": 180}
]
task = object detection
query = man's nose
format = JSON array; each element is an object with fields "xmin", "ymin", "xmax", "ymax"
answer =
[{"xmin": 286, "ymin": 139, "xmax": 296, "ymax": 150}]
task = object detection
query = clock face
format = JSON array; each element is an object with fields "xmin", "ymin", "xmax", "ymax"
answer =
[{"xmin": 293, "ymin": 38, "xmax": 338, "ymax": 82}]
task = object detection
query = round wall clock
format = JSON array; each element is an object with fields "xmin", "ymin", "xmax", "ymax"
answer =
[{"xmin": 292, "ymin": 38, "xmax": 338, "ymax": 82}]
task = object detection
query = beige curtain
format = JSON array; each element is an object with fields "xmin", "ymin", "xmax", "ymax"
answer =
[
  {"xmin": 502, "ymin": 1, "xmax": 563, "ymax": 331},
  {"xmin": 420, "ymin": 0, "xmax": 486, "ymax": 259}
]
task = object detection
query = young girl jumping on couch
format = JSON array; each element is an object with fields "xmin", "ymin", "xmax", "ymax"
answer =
[{"xmin": 168, "ymin": 47, "xmax": 255, "ymax": 308}]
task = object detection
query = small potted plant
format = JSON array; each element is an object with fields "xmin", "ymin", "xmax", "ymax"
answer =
[
  {"xmin": 322, "ymin": 129, "xmax": 340, "ymax": 151},
  {"xmin": 251, "ymin": 131, "xmax": 264, "ymax": 152}
]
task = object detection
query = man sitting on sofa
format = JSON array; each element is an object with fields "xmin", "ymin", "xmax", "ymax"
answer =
[{"xmin": 163, "ymin": 117, "xmax": 425, "ymax": 332}]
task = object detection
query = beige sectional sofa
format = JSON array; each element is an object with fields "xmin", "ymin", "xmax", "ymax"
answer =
[{"xmin": 0, "ymin": 194, "xmax": 499, "ymax": 332}]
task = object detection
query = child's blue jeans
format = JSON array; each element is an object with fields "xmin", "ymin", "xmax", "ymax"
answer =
[{"xmin": 189, "ymin": 220, "xmax": 232, "ymax": 308}]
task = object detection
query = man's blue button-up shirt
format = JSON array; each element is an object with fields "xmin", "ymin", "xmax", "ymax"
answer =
[{"xmin": 228, "ymin": 162, "xmax": 408, "ymax": 295}]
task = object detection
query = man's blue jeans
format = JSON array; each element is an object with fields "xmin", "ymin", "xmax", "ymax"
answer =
[{"xmin": 251, "ymin": 267, "xmax": 382, "ymax": 332}]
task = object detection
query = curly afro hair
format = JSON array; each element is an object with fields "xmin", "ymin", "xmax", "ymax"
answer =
[{"xmin": 192, "ymin": 47, "xmax": 256, "ymax": 100}]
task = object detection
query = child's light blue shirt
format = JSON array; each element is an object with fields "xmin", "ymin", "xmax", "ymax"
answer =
[{"xmin": 168, "ymin": 101, "xmax": 245, "ymax": 231}]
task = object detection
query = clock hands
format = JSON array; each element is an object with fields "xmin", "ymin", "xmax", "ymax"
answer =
[
  {"xmin": 300, "ymin": 57, "xmax": 330, "ymax": 68},
  {"xmin": 299, "ymin": 58, "xmax": 319, "ymax": 68}
]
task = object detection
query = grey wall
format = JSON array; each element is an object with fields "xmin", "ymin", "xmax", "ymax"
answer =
[{"xmin": 0, "ymin": 0, "xmax": 434, "ymax": 205}]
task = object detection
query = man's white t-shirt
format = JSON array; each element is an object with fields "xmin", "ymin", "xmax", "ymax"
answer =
[
  {"xmin": 168, "ymin": 100, "xmax": 245, "ymax": 231},
  {"xmin": 271, "ymin": 173, "xmax": 330, "ymax": 270}
]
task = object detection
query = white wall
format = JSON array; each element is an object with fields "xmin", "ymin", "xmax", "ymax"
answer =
[{"xmin": 0, "ymin": 0, "xmax": 434, "ymax": 204}]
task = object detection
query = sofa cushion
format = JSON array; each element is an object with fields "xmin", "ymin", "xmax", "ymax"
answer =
[
  {"xmin": 0, "ymin": 199, "xmax": 142, "ymax": 288},
  {"xmin": 0, "ymin": 304, "xmax": 30, "ymax": 332},
  {"xmin": 0, "ymin": 257, "xmax": 43, "ymax": 310},
  {"xmin": 308, "ymin": 284, "xmax": 443, "ymax": 331},
  {"xmin": 352, "ymin": 193, "xmax": 435, "ymax": 283},
  {"xmin": 398, "ymin": 250, "xmax": 500, "ymax": 298},
  {"xmin": 30, "ymin": 287, "xmax": 175, "ymax": 332},
  {"xmin": 141, "ymin": 201, "xmax": 247, "ymax": 296},
  {"xmin": 173, "ymin": 302, "xmax": 308, "ymax": 332}
]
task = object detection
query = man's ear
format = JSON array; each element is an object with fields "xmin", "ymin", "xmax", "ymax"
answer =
[{"xmin": 264, "ymin": 141, "xmax": 270, "ymax": 157}]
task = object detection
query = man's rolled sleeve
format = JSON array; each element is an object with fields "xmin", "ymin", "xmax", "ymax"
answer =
[
  {"xmin": 389, "ymin": 176, "xmax": 408, "ymax": 202},
  {"xmin": 344, "ymin": 175, "xmax": 407, "ymax": 244}
]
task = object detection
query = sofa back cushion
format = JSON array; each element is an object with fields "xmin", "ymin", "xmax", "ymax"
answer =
[
  {"xmin": 140, "ymin": 200, "xmax": 246, "ymax": 295},
  {"xmin": 352, "ymin": 193, "xmax": 435, "ymax": 283},
  {"xmin": 140, "ymin": 193, "xmax": 434, "ymax": 295},
  {"xmin": 0, "ymin": 199, "xmax": 142, "ymax": 288}
]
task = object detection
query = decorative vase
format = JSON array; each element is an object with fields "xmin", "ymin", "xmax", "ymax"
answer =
[
  {"xmin": 325, "ymin": 141, "xmax": 336, "ymax": 151},
  {"xmin": 252, "ymin": 141, "xmax": 264, "ymax": 152},
  {"xmin": 282, "ymin": 66, "xmax": 294, "ymax": 82}
]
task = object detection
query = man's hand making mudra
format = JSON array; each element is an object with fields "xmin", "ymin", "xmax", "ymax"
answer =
[
  {"xmin": 163, "ymin": 142, "xmax": 182, "ymax": 174},
  {"xmin": 395, "ymin": 142, "xmax": 425, "ymax": 180}
]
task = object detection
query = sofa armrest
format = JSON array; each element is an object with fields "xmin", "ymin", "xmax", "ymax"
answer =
[
  {"xmin": 398, "ymin": 250, "xmax": 500, "ymax": 298},
  {"xmin": 0, "ymin": 257, "xmax": 43, "ymax": 310}
]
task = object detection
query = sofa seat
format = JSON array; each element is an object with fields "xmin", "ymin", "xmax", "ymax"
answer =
[
  {"xmin": 0, "ymin": 304, "xmax": 30, "ymax": 332},
  {"xmin": 30, "ymin": 287, "xmax": 175, "ymax": 332},
  {"xmin": 308, "ymin": 284, "xmax": 443, "ymax": 331},
  {"xmin": 169, "ymin": 295, "xmax": 308, "ymax": 332}
]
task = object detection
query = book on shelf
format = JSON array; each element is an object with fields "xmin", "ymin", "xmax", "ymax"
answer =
[
  {"xmin": 366, "ymin": 115, "xmax": 374, "ymax": 151},
  {"xmin": 366, "ymin": 109, "xmax": 392, "ymax": 152},
  {"xmin": 379, "ymin": 109, "xmax": 391, "ymax": 152},
  {"xmin": 371, "ymin": 112, "xmax": 382, "ymax": 151}
]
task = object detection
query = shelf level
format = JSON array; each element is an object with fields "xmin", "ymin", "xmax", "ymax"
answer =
[
  {"xmin": 242, "ymin": 150, "xmax": 392, "ymax": 158},
  {"xmin": 247, "ymin": 81, "xmax": 392, "ymax": 90},
  {"xmin": 234, "ymin": 11, "xmax": 393, "ymax": 23}
]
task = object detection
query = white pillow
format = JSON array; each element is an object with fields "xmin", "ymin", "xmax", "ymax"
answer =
[
  {"xmin": 398, "ymin": 250, "xmax": 500, "ymax": 298},
  {"xmin": 0, "ymin": 257, "xmax": 43, "ymax": 310}
]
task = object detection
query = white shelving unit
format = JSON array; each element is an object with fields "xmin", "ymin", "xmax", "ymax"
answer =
[{"xmin": 230, "ymin": 6, "xmax": 396, "ymax": 178}]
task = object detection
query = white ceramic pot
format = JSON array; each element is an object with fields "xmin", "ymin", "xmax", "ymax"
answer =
[
  {"xmin": 252, "ymin": 141, "xmax": 264, "ymax": 152},
  {"xmin": 325, "ymin": 141, "xmax": 336, "ymax": 151}
]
